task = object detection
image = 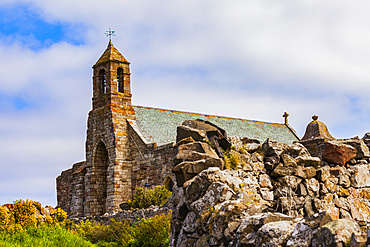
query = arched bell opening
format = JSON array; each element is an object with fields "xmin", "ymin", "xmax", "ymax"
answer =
[
  {"xmin": 117, "ymin": 67, "xmax": 124, "ymax": 93},
  {"xmin": 99, "ymin": 69, "xmax": 107, "ymax": 94}
]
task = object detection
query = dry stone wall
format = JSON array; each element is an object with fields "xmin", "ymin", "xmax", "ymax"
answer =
[
  {"xmin": 169, "ymin": 119, "xmax": 370, "ymax": 247},
  {"xmin": 70, "ymin": 205, "xmax": 172, "ymax": 226}
]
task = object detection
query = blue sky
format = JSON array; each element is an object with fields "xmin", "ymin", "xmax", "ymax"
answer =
[
  {"xmin": 0, "ymin": 3, "xmax": 84, "ymax": 49},
  {"xmin": 2, "ymin": 0, "xmax": 370, "ymax": 206}
]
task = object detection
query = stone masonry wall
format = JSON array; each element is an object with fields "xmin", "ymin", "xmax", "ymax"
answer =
[
  {"xmin": 84, "ymin": 104, "xmax": 135, "ymax": 217},
  {"xmin": 128, "ymin": 123, "xmax": 175, "ymax": 192},
  {"xmin": 56, "ymin": 167, "xmax": 73, "ymax": 214},
  {"xmin": 70, "ymin": 163, "xmax": 86, "ymax": 218},
  {"xmin": 57, "ymin": 119, "xmax": 175, "ymax": 218},
  {"xmin": 56, "ymin": 161, "xmax": 85, "ymax": 216}
]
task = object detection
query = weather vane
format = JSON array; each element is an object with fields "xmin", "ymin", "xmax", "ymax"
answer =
[{"xmin": 105, "ymin": 28, "xmax": 115, "ymax": 41}]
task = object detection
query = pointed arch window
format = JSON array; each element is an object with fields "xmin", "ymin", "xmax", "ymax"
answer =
[
  {"xmin": 99, "ymin": 69, "xmax": 107, "ymax": 94},
  {"xmin": 117, "ymin": 68, "xmax": 124, "ymax": 93}
]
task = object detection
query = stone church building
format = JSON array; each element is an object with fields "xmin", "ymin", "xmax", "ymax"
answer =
[{"xmin": 56, "ymin": 41, "xmax": 300, "ymax": 218}]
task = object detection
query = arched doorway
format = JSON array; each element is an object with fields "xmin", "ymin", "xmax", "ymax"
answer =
[{"xmin": 92, "ymin": 141, "xmax": 109, "ymax": 216}]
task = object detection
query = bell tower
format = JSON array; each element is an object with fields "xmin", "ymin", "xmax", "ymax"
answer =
[
  {"xmin": 92, "ymin": 40, "xmax": 132, "ymax": 109},
  {"xmin": 83, "ymin": 41, "xmax": 135, "ymax": 216}
]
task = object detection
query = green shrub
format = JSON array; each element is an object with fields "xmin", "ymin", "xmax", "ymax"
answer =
[
  {"xmin": 129, "ymin": 186, "xmax": 172, "ymax": 209},
  {"xmin": 75, "ymin": 219, "xmax": 132, "ymax": 246},
  {"xmin": 128, "ymin": 214, "xmax": 171, "ymax": 247},
  {"xmin": 75, "ymin": 214, "xmax": 171, "ymax": 247}
]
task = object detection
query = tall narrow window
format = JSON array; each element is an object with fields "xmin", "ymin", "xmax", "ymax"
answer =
[
  {"xmin": 117, "ymin": 68, "xmax": 124, "ymax": 93},
  {"xmin": 99, "ymin": 69, "xmax": 106, "ymax": 94}
]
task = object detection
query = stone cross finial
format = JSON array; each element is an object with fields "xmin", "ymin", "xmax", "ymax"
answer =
[
  {"xmin": 105, "ymin": 28, "xmax": 115, "ymax": 41},
  {"xmin": 312, "ymin": 115, "xmax": 318, "ymax": 121},
  {"xmin": 283, "ymin": 112, "xmax": 289, "ymax": 124}
]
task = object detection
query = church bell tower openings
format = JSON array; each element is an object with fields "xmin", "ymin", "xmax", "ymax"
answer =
[
  {"xmin": 117, "ymin": 67, "xmax": 124, "ymax": 93},
  {"xmin": 98, "ymin": 69, "xmax": 107, "ymax": 95}
]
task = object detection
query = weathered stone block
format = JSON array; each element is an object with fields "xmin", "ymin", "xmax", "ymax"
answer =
[
  {"xmin": 322, "ymin": 141, "xmax": 357, "ymax": 166},
  {"xmin": 350, "ymin": 164, "xmax": 370, "ymax": 188},
  {"xmin": 173, "ymin": 158, "xmax": 224, "ymax": 187},
  {"xmin": 311, "ymin": 219, "xmax": 361, "ymax": 247},
  {"xmin": 176, "ymin": 125, "xmax": 206, "ymax": 143},
  {"xmin": 343, "ymin": 138, "xmax": 370, "ymax": 159}
]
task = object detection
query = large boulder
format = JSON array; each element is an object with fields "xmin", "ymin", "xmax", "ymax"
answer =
[
  {"xmin": 322, "ymin": 141, "xmax": 357, "ymax": 166},
  {"xmin": 172, "ymin": 158, "xmax": 224, "ymax": 187},
  {"xmin": 349, "ymin": 198, "xmax": 370, "ymax": 222},
  {"xmin": 255, "ymin": 220, "xmax": 296, "ymax": 247},
  {"xmin": 174, "ymin": 141, "xmax": 219, "ymax": 165},
  {"xmin": 189, "ymin": 181, "xmax": 235, "ymax": 214},
  {"xmin": 286, "ymin": 221, "xmax": 316, "ymax": 247},
  {"xmin": 349, "ymin": 164, "xmax": 370, "ymax": 188},
  {"xmin": 182, "ymin": 119, "xmax": 231, "ymax": 156},
  {"xmin": 343, "ymin": 138, "xmax": 370, "ymax": 159},
  {"xmin": 235, "ymin": 213, "xmax": 295, "ymax": 246},
  {"xmin": 284, "ymin": 143, "xmax": 311, "ymax": 158},
  {"xmin": 241, "ymin": 137, "xmax": 262, "ymax": 153},
  {"xmin": 262, "ymin": 138, "xmax": 286, "ymax": 158},
  {"xmin": 311, "ymin": 219, "xmax": 361, "ymax": 247},
  {"xmin": 176, "ymin": 125, "xmax": 206, "ymax": 143},
  {"xmin": 295, "ymin": 156, "xmax": 321, "ymax": 168},
  {"xmin": 270, "ymin": 154, "xmax": 298, "ymax": 177}
]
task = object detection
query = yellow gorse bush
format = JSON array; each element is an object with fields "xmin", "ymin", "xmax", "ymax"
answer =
[
  {"xmin": 12, "ymin": 199, "xmax": 37, "ymax": 228},
  {"xmin": 52, "ymin": 208, "xmax": 67, "ymax": 223},
  {"xmin": 0, "ymin": 199, "xmax": 69, "ymax": 232},
  {"xmin": 0, "ymin": 206, "xmax": 10, "ymax": 228}
]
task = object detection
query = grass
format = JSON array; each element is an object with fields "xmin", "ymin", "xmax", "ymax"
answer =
[
  {"xmin": 74, "ymin": 214, "xmax": 171, "ymax": 247},
  {"xmin": 0, "ymin": 225, "xmax": 95, "ymax": 247}
]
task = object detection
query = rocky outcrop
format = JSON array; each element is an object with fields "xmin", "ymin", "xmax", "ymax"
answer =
[
  {"xmin": 173, "ymin": 120, "xmax": 228, "ymax": 187},
  {"xmin": 169, "ymin": 119, "xmax": 370, "ymax": 247}
]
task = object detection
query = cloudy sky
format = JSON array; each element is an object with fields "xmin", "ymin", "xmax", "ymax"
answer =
[{"xmin": 1, "ymin": 0, "xmax": 370, "ymax": 206}]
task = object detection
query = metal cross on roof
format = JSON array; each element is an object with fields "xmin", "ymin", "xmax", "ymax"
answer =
[
  {"xmin": 283, "ymin": 112, "xmax": 289, "ymax": 124},
  {"xmin": 105, "ymin": 28, "xmax": 115, "ymax": 40}
]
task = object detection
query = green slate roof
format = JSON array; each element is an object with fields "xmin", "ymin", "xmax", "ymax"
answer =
[{"xmin": 132, "ymin": 106, "xmax": 300, "ymax": 146}]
